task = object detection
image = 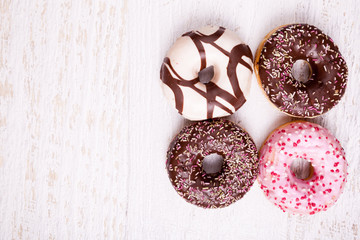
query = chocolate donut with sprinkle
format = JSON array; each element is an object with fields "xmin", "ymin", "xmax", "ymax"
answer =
[
  {"xmin": 255, "ymin": 24, "xmax": 348, "ymax": 118},
  {"xmin": 166, "ymin": 119, "xmax": 259, "ymax": 208}
]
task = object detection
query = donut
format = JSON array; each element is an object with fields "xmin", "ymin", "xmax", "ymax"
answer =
[
  {"xmin": 166, "ymin": 119, "xmax": 258, "ymax": 208},
  {"xmin": 258, "ymin": 121, "xmax": 347, "ymax": 214},
  {"xmin": 160, "ymin": 26, "xmax": 253, "ymax": 121},
  {"xmin": 254, "ymin": 24, "xmax": 348, "ymax": 118}
]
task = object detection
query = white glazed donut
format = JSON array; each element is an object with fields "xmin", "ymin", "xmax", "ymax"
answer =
[{"xmin": 160, "ymin": 26, "xmax": 253, "ymax": 121}]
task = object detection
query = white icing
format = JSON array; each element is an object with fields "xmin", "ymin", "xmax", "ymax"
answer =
[
  {"xmin": 236, "ymin": 55, "xmax": 253, "ymax": 99},
  {"xmin": 161, "ymin": 84, "xmax": 176, "ymax": 108},
  {"xmin": 197, "ymin": 25, "xmax": 219, "ymax": 35},
  {"xmin": 215, "ymin": 96, "xmax": 236, "ymax": 113},
  {"xmin": 179, "ymin": 85, "xmax": 207, "ymax": 120},
  {"xmin": 166, "ymin": 36, "xmax": 200, "ymax": 80},
  {"xmin": 213, "ymin": 27, "xmax": 244, "ymax": 53},
  {"xmin": 202, "ymin": 41, "xmax": 236, "ymax": 96},
  {"xmin": 212, "ymin": 105, "xmax": 232, "ymax": 118}
]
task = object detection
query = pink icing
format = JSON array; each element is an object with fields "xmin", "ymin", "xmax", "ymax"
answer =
[{"xmin": 258, "ymin": 121, "xmax": 347, "ymax": 215}]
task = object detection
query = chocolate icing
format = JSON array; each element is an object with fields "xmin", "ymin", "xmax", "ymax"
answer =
[
  {"xmin": 256, "ymin": 24, "xmax": 348, "ymax": 117},
  {"xmin": 160, "ymin": 26, "xmax": 253, "ymax": 119},
  {"xmin": 166, "ymin": 119, "xmax": 259, "ymax": 208}
]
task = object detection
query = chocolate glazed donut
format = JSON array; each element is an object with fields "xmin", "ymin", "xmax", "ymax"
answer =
[
  {"xmin": 160, "ymin": 26, "xmax": 253, "ymax": 121},
  {"xmin": 166, "ymin": 119, "xmax": 259, "ymax": 208},
  {"xmin": 255, "ymin": 24, "xmax": 348, "ymax": 118}
]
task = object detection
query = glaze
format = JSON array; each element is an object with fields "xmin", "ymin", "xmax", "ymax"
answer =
[{"xmin": 258, "ymin": 121, "xmax": 347, "ymax": 214}]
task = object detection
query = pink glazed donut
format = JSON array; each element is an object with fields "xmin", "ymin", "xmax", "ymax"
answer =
[{"xmin": 258, "ymin": 121, "xmax": 347, "ymax": 215}]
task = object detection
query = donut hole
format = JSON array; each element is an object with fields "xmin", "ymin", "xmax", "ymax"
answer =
[
  {"xmin": 198, "ymin": 65, "xmax": 215, "ymax": 84},
  {"xmin": 291, "ymin": 59, "xmax": 312, "ymax": 83},
  {"xmin": 202, "ymin": 153, "xmax": 224, "ymax": 174},
  {"xmin": 290, "ymin": 158, "xmax": 314, "ymax": 180}
]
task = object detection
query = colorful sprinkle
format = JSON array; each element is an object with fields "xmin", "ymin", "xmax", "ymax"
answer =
[
  {"xmin": 256, "ymin": 24, "xmax": 348, "ymax": 117},
  {"xmin": 166, "ymin": 119, "xmax": 259, "ymax": 208},
  {"xmin": 258, "ymin": 121, "xmax": 347, "ymax": 215}
]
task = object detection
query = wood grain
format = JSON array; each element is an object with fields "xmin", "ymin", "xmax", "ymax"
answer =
[{"xmin": 0, "ymin": 0, "xmax": 359, "ymax": 239}]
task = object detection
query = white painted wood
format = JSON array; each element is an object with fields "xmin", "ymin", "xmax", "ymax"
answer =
[{"xmin": 1, "ymin": 0, "xmax": 359, "ymax": 239}]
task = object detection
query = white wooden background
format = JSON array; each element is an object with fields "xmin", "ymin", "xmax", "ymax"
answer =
[{"xmin": 1, "ymin": 0, "xmax": 359, "ymax": 239}]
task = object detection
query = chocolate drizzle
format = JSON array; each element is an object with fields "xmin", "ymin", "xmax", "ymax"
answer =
[
  {"xmin": 256, "ymin": 24, "xmax": 348, "ymax": 117},
  {"xmin": 160, "ymin": 26, "xmax": 253, "ymax": 120},
  {"xmin": 166, "ymin": 119, "xmax": 259, "ymax": 208}
]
